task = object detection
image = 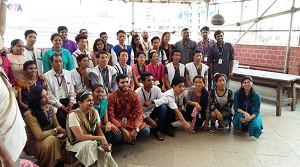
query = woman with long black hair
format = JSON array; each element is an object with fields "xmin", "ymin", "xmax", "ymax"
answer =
[
  {"xmin": 24, "ymin": 86, "xmax": 68, "ymax": 167},
  {"xmin": 232, "ymin": 76, "xmax": 263, "ymax": 138}
]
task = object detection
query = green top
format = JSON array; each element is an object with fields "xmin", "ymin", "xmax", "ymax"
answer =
[
  {"xmin": 94, "ymin": 99, "xmax": 108, "ymax": 120},
  {"xmin": 42, "ymin": 48, "xmax": 74, "ymax": 73}
]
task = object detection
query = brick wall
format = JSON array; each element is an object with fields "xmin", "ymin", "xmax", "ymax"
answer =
[{"xmin": 234, "ymin": 44, "xmax": 300, "ymax": 75}]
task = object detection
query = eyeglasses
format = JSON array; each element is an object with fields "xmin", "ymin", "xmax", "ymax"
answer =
[{"xmin": 80, "ymin": 91, "xmax": 92, "ymax": 98}]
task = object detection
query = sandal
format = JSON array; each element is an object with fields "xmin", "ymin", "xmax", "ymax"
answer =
[
  {"xmin": 155, "ymin": 132, "xmax": 165, "ymax": 141},
  {"xmin": 237, "ymin": 129, "xmax": 243, "ymax": 133}
]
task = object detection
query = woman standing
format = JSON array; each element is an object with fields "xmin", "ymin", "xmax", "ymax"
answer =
[
  {"xmin": 132, "ymin": 51, "xmax": 148, "ymax": 88},
  {"xmin": 209, "ymin": 73, "xmax": 233, "ymax": 133},
  {"xmin": 131, "ymin": 34, "xmax": 144, "ymax": 62},
  {"xmin": 186, "ymin": 75, "xmax": 210, "ymax": 132},
  {"xmin": 16, "ymin": 61, "xmax": 46, "ymax": 116},
  {"xmin": 66, "ymin": 91, "xmax": 118, "ymax": 167},
  {"xmin": 24, "ymin": 86, "xmax": 68, "ymax": 167},
  {"xmin": 233, "ymin": 76, "xmax": 263, "ymax": 138},
  {"xmin": 146, "ymin": 50, "xmax": 165, "ymax": 91},
  {"xmin": 160, "ymin": 32, "xmax": 175, "ymax": 62},
  {"xmin": 42, "ymin": 33, "xmax": 74, "ymax": 73},
  {"xmin": 0, "ymin": 48, "xmax": 15, "ymax": 86},
  {"xmin": 91, "ymin": 38, "xmax": 110, "ymax": 66},
  {"xmin": 7, "ymin": 39, "xmax": 27, "ymax": 81}
]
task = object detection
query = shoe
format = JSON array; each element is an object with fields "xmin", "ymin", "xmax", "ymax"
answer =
[
  {"xmin": 210, "ymin": 125, "xmax": 216, "ymax": 133},
  {"xmin": 163, "ymin": 130, "xmax": 175, "ymax": 137},
  {"xmin": 171, "ymin": 121, "xmax": 183, "ymax": 127}
]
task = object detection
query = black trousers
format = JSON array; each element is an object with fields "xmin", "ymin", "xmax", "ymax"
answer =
[
  {"xmin": 56, "ymin": 98, "xmax": 69, "ymax": 129},
  {"xmin": 185, "ymin": 105, "xmax": 206, "ymax": 127}
]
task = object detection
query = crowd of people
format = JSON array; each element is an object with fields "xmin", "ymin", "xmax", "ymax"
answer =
[{"xmin": 0, "ymin": 2, "xmax": 263, "ymax": 166}]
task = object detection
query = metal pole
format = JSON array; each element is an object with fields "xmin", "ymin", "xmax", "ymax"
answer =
[
  {"xmin": 255, "ymin": 0, "xmax": 259, "ymax": 44},
  {"xmin": 283, "ymin": 0, "xmax": 295, "ymax": 74},
  {"xmin": 234, "ymin": 0, "xmax": 277, "ymax": 45},
  {"xmin": 132, "ymin": 0, "xmax": 134, "ymax": 32}
]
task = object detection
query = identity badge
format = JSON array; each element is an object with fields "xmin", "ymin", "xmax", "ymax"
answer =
[
  {"xmin": 218, "ymin": 59, "xmax": 223, "ymax": 64},
  {"xmin": 204, "ymin": 57, "xmax": 207, "ymax": 62}
]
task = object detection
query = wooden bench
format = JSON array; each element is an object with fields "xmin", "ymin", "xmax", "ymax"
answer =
[{"xmin": 232, "ymin": 68, "xmax": 300, "ymax": 116}]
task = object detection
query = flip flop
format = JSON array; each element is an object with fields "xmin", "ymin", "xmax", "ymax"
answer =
[{"xmin": 155, "ymin": 132, "xmax": 165, "ymax": 141}]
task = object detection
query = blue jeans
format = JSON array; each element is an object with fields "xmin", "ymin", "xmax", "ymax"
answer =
[
  {"xmin": 147, "ymin": 104, "xmax": 168, "ymax": 133},
  {"xmin": 112, "ymin": 126, "xmax": 150, "ymax": 143}
]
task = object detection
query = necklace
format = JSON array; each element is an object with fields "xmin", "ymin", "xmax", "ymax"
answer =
[{"xmin": 25, "ymin": 77, "xmax": 37, "ymax": 92}]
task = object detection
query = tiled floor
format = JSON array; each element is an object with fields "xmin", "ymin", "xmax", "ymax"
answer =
[{"xmin": 111, "ymin": 81, "xmax": 300, "ymax": 167}]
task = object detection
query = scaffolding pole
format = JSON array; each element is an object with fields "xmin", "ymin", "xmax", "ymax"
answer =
[
  {"xmin": 283, "ymin": 0, "xmax": 296, "ymax": 74},
  {"xmin": 234, "ymin": 0, "xmax": 277, "ymax": 45}
]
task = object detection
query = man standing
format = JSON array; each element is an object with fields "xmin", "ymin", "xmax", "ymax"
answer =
[
  {"xmin": 100, "ymin": 32, "xmax": 113, "ymax": 54},
  {"xmin": 72, "ymin": 34, "xmax": 93, "ymax": 68},
  {"xmin": 175, "ymin": 28, "xmax": 197, "ymax": 65},
  {"xmin": 44, "ymin": 54, "xmax": 76, "ymax": 129},
  {"xmin": 197, "ymin": 26, "xmax": 216, "ymax": 90},
  {"xmin": 108, "ymin": 74, "xmax": 150, "ymax": 144},
  {"xmin": 164, "ymin": 49, "xmax": 188, "ymax": 90},
  {"xmin": 146, "ymin": 36, "xmax": 168, "ymax": 65},
  {"xmin": 208, "ymin": 30, "xmax": 235, "ymax": 88},
  {"xmin": 90, "ymin": 51, "xmax": 117, "ymax": 97},
  {"xmin": 185, "ymin": 50, "xmax": 209, "ymax": 89},
  {"xmin": 58, "ymin": 26, "xmax": 77, "ymax": 54},
  {"xmin": 23, "ymin": 30, "xmax": 43, "ymax": 74},
  {"xmin": 141, "ymin": 30, "xmax": 152, "ymax": 53},
  {"xmin": 135, "ymin": 72, "xmax": 168, "ymax": 141},
  {"xmin": 111, "ymin": 30, "xmax": 134, "ymax": 66}
]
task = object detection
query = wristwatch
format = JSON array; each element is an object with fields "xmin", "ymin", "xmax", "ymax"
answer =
[
  {"xmin": 118, "ymin": 126, "xmax": 124, "ymax": 133},
  {"xmin": 135, "ymin": 127, "xmax": 140, "ymax": 133}
]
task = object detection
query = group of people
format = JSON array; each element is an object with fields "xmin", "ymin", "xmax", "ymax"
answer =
[{"xmin": 0, "ymin": 2, "xmax": 263, "ymax": 166}]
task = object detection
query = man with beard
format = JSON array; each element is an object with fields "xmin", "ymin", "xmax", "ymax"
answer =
[
  {"xmin": 208, "ymin": 30, "xmax": 235, "ymax": 88},
  {"xmin": 107, "ymin": 74, "xmax": 150, "ymax": 144},
  {"xmin": 58, "ymin": 26, "xmax": 77, "ymax": 54},
  {"xmin": 197, "ymin": 26, "xmax": 216, "ymax": 90},
  {"xmin": 23, "ymin": 30, "xmax": 43, "ymax": 74},
  {"xmin": 141, "ymin": 30, "xmax": 152, "ymax": 54},
  {"xmin": 175, "ymin": 28, "xmax": 197, "ymax": 65}
]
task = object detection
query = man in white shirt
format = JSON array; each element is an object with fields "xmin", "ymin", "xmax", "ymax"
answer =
[
  {"xmin": 135, "ymin": 72, "xmax": 168, "ymax": 141},
  {"xmin": 23, "ymin": 29, "xmax": 43, "ymax": 74},
  {"xmin": 71, "ymin": 54, "xmax": 92, "ymax": 95},
  {"xmin": 90, "ymin": 51, "xmax": 117, "ymax": 97},
  {"xmin": 44, "ymin": 53, "xmax": 76, "ymax": 129},
  {"xmin": 163, "ymin": 75, "xmax": 191, "ymax": 136},
  {"xmin": 185, "ymin": 49, "xmax": 209, "ymax": 89},
  {"xmin": 73, "ymin": 34, "xmax": 93, "ymax": 68}
]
